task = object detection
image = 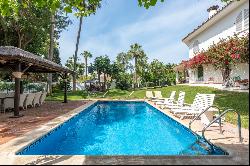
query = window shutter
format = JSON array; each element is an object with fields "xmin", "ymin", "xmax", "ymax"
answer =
[
  {"xmin": 244, "ymin": 9, "xmax": 249, "ymax": 30},
  {"xmin": 236, "ymin": 11, "xmax": 242, "ymax": 32}
]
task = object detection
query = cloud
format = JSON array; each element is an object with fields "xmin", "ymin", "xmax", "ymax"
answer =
[{"xmin": 59, "ymin": 0, "xmax": 224, "ymax": 65}]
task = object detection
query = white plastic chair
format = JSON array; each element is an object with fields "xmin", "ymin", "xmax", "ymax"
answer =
[
  {"xmin": 153, "ymin": 91, "xmax": 176, "ymax": 103},
  {"xmin": 39, "ymin": 92, "xmax": 47, "ymax": 105},
  {"xmin": 0, "ymin": 93, "xmax": 6, "ymax": 98},
  {"xmin": 157, "ymin": 91, "xmax": 185, "ymax": 109},
  {"xmin": 24, "ymin": 93, "xmax": 36, "ymax": 109},
  {"xmin": 170, "ymin": 93, "xmax": 215, "ymax": 120},
  {"xmin": 0, "ymin": 93, "xmax": 6, "ymax": 113},
  {"xmin": 19, "ymin": 94, "xmax": 27, "ymax": 110},
  {"xmin": 145, "ymin": 91, "xmax": 154, "ymax": 100},
  {"xmin": 33, "ymin": 92, "xmax": 42, "ymax": 107},
  {"xmin": 3, "ymin": 94, "xmax": 27, "ymax": 112},
  {"xmin": 154, "ymin": 91, "xmax": 163, "ymax": 99},
  {"xmin": 6, "ymin": 92, "xmax": 15, "ymax": 98}
]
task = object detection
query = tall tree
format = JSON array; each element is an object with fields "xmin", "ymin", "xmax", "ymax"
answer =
[
  {"xmin": 65, "ymin": 56, "xmax": 84, "ymax": 81},
  {"xmin": 73, "ymin": 16, "xmax": 83, "ymax": 91},
  {"xmin": 47, "ymin": 12, "xmax": 55, "ymax": 95},
  {"xmin": 116, "ymin": 52, "xmax": 131, "ymax": 72},
  {"xmin": 127, "ymin": 43, "xmax": 147, "ymax": 88},
  {"xmin": 93, "ymin": 55, "xmax": 111, "ymax": 91},
  {"xmin": 72, "ymin": 0, "xmax": 102, "ymax": 91},
  {"xmin": 81, "ymin": 51, "xmax": 93, "ymax": 87}
]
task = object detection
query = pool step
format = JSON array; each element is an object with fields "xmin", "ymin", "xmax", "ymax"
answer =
[{"xmin": 180, "ymin": 140, "xmax": 213, "ymax": 155}]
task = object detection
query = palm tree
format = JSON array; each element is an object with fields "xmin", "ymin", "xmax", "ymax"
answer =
[
  {"xmin": 116, "ymin": 52, "xmax": 130, "ymax": 72},
  {"xmin": 127, "ymin": 43, "xmax": 146, "ymax": 88},
  {"xmin": 73, "ymin": 16, "xmax": 83, "ymax": 92},
  {"xmin": 81, "ymin": 51, "xmax": 92, "ymax": 87},
  {"xmin": 72, "ymin": 0, "xmax": 102, "ymax": 92}
]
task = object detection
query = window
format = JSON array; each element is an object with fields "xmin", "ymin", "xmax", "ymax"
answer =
[
  {"xmin": 244, "ymin": 9, "xmax": 249, "ymax": 30},
  {"xmin": 197, "ymin": 65, "xmax": 204, "ymax": 81},
  {"xmin": 236, "ymin": 11, "xmax": 243, "ymax": 32},
  {"xmin": 193, "ymin": 40, "xmax": 200, "ymax": 54}
]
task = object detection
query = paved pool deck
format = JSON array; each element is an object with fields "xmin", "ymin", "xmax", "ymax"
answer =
[{"xmin": 0, "ymin": 99, "xmax": 248, "ymax": 165}]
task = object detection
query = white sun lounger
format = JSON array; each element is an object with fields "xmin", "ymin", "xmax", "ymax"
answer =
[
  {"xmin": 153, "ymin": 91, "xmax": 176, "ymax": 103},
  {"xmin": 145, "ymin": 91, "xmax": 154, "ymax": 100},
  {"xmin": 170, "ymin": 93, "xmax": 215, "ymax": 120},
  {"xmin": 157, "ymin": 91, "xmax": 185, "ymax": 109}
]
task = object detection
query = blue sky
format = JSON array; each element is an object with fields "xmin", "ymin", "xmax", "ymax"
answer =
[{"xmin": 58, "ymin": 0, "xmax": 225, "ymax": 66}]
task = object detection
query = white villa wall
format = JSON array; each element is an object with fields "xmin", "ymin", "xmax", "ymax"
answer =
[
  {"xmin": 203, "ymin": 65, "xmax": 223, "ymax": 83},
  {"xmin": 230, "ymin": 63, "xmax": 249, "ymax": 80},
  {"xmin": 188, "ymin": 1, "xmax": 249, "ymax": 58},
  {"xmin": 185, "ymin": 1, "xmax": 249, "ymax": 84}
]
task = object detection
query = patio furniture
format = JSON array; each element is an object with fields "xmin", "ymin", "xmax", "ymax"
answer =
[
  {"xmin": 153, "ymin": 91, "xmax": 176, "ymax": 103},
  {"xmin": 39, "ymin": 92, "xmax": 47, "ymax": 105},
  {"xmin": 33, "ymin": 91, "xmax": 42, "ymax": 107},
  {"xmin": 2, "ymin": 94, "xmax": 27, "ymax": 113},
  {"xmin": 152, "ymin": 91, "xmax": 163, "ymax": 100},
  {"xmin": 24, "ymin": 93, "xmax": 36, "ymax": 109},
  {"xmin": 0, "ymin": 93, "xmax": 6, "ymax": 113},
  {"xmin": 145, "ymin": 91, "xmax": 154, "ymax": 100},
  {"xmin": 156, "ymin": 91, "xmax": 185, "ymax": 109},
  {"xmin": 170, "ymin": 93, "xmax": 215, "ymax": 120}
]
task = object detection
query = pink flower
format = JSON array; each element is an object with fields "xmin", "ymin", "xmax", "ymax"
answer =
[{"xmin": 230, "ymin": 54, "xmax": 236, "ymax": 59}]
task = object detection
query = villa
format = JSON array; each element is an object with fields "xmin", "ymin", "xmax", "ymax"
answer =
[
  {"xmin": 175, "ymin": 0, "xmax": 249, "ymax": 87},
  {"xmin": 0, "ymin": 0, "xmax": 249, "ymax": 165}
]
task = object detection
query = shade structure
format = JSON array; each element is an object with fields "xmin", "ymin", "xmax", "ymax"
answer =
[{"xmin": 0, "ymin": 46, "xmax": 72, "ymax": 118}]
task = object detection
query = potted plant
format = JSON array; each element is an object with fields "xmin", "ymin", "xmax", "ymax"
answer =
[
  {"xmin": 237, "ymin": 79, "xmax": 249, "ymax": 90},
  {"xmin": 208, "ymin": 77, "xmax": 214, "ymax": 84}
]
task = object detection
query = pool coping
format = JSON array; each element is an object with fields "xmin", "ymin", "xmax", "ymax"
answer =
[
  {"xmin": 0, "ymin": 100, "xmax": 97, "ymax": 156},
  {"xmin": 0, "ymin": 99, "xmax": 248, "ymax": 165}
]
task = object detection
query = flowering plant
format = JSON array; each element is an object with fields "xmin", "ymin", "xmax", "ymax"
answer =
[
  {"xmin": 237, "ymin": 79, "xmax": 249, "ymax": 85},
  {"xmin": 181, "ymin": 33, "xmax": 249, "ymax": 83}
]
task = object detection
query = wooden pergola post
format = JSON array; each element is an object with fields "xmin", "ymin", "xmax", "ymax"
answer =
[
  {"xmin": 13, "ymin": 63, "xmax": 22, "ymax": 117},
  {"xmin": 63, "ymin": 73, "xmax": 68, "ymax": 103}
]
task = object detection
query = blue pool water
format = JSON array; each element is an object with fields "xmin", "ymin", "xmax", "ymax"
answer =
[{"xmin": 17, "ymin": 101, "xmax": 227, "ymax": 155}]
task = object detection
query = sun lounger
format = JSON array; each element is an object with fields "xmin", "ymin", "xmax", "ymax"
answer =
[
  {"xmin": 153, "ymin": 91, "xmax": 176, "ymax": 103},
  {"xmin": 157, "ymin": 91, "xmax": 185, "ymax": 109},
  {"xmin": 170, "ymin": 93, "xmax": 215, "ymax": 120},
  {"xmin": 145, "ymin": 91, "xmax": 154, "ymax": 100}
]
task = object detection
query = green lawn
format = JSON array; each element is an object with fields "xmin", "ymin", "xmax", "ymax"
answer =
[{"xmin": 47, "ymin": 85, "xmax": 249, "ymax": 128}]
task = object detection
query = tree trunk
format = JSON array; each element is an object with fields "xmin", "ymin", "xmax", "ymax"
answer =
[
  {"xmin": 85, "ymin": 57, "xmax": 88, "ymax": 88},
  {"xmin": 221, "ymin": 66, "xmax": 231, "ymax": 85},
  {"xmin": 98, "ymin": 70, "xmax": 101, "ymax": 85},
  {"xmin": 47, "ymin": 13, "xmax": 55, "ymax": 95},
  {"xmin": 73, "ymin": 16, "xmax": 83, "ymax": 92},
  {"xmin": 134, "ymin": 57, "xmax": 137, "ymax": 89},
  {"xmin": 104, "ymin": 73, "xmax": 106, "ymax": 91},
  {"xmin": 17, "ymin": 32, "xmax": 23, "ymax": 48}
]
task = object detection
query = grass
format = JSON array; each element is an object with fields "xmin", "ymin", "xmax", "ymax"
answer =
[{"xmin": 46, "ymin": 85, "xmax": 249, "ymax": 128}]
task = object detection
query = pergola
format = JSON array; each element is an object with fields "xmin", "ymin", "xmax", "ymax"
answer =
[
  {"xmin": 0, "ymin": 46, "xmax": 73, "ymax": 118},
  {"xmin": 173, "ymin": 63, "xmax": 188, "ymax": 84}
]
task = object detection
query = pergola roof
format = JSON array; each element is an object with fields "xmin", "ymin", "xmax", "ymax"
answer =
[
  {"xmin": 173, "ymin": 63, "xmax": 186, "ymax": 72},
  {"xmin": 0, "ymin": 46, "xmax": 72, "ymax": 73}
]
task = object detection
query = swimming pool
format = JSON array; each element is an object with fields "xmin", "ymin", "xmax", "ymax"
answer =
[{"xmin": 17, "ymin": 101, "xmax": 227, "ymax": 155}]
